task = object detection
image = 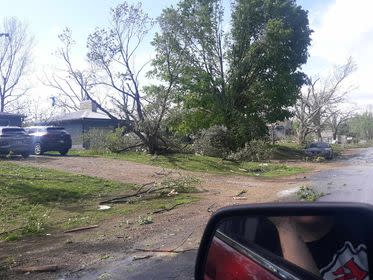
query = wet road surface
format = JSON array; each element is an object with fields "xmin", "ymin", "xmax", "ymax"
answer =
[{"xmin": 312, "ymin": 148, "xmax": 373, "ymax": 203}]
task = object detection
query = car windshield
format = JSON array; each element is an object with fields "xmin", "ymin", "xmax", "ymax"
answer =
[{"xmin": 1, "ymin": 1, "xmax": 372, "ymax": 279}]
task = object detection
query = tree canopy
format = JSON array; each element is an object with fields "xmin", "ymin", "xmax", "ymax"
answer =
[{"xmin": 153, "ymin": 0, "xmax": 312, "ymax": 148}]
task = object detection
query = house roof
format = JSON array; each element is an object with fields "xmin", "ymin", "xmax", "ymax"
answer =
[{"xmin": 51, "ymin": 110, "xmax": 112, "ymax": 122}]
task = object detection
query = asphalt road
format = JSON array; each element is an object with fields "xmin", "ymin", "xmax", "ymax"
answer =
[{"xmin": 312, "ymin": 148, "xmax": 373, "ymax": 203}]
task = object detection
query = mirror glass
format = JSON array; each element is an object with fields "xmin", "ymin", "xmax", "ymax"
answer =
[{"xmin": 205, "ymin": 214, "xmax": 373, "ymax": 280}]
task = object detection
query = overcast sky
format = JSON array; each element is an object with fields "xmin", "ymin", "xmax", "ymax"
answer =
[{"xmin": 1, "ymin": 0, "xmax": 372, "ymax": 111}]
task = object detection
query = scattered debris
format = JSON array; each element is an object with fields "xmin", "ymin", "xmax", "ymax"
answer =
[
  {"xmin": 64, "ymin": 225, "xmax": 99, "ymax": 233},
  {"xmin": 98, "ymin": 205, "xmax": 111, "ymax": 210},
  {"xmin": 15, "ymin": 265, "xmax": 59, "ymax": 273},
  {"xmin": 167, "ymin": 189, "xmax": 178, "ymax": 196},
  {"xmin": 296, "ymin": 186, "xmax": 324, "ymax": 202},
  {"xmin": 152, "ymin": 203, "xmax": 185, "ymax": 214},
  {"xmin": 138, "ymin": 216, "xmax": 153, "ymax": 225},
  {"xmin": 233, "ymin": 196, "xmax": 247, "ymax": 200},
  {"xmin": 235, "ymin": 190, "xmax": 247, "ymax": 197},
  {"xmin": 100, "ymin": 174, "xmax": 200, "ymax": 205},
  {"xmin": 132, "ymin": 255, "xmax": 153, "ymax": 261},
  {"xmin": 207, "ymin": 203, "xmax": 216, "ymax": 213},
  {"xmin": 97, "ymin": 273, "xmax": 112, "ymax": 280},
  {"xmin": 135, "ymin": 230, "xmax": 195, "ymax": 254}
]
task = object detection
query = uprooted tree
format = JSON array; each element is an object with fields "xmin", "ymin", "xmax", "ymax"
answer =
[
  {"xmin": 0, "ymin": 17, "xmax": 33, "ymax": 112},
  {"xmin": 294, "ymin": 57, "xmax": 356, "ymax": 144},
  {"xmin": 52, "ymin": 3, "xmax": 180, "ymax": 154}
]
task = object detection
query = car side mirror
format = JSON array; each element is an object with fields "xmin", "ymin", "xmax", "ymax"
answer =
[{"xmin": 195, "ymin": 202, "xmax": 373, "ymax": 280}]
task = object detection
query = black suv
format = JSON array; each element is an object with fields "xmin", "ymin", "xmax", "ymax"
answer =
[
  {"xmin": 25, "ymin": 126, "xmax": 72, "ymax": 155},
  {"xmin": 0, "ymin": 126, "xmax": 32, "ymax": 158}
]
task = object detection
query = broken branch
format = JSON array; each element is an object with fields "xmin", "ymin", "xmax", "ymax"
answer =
[
  {"xmin": 152, "ymin": 202, "xmax": 185, "ymax": 214},
  {"xmin": 64, "ymin": 225, "xmax": 98, "ymax": 233}
]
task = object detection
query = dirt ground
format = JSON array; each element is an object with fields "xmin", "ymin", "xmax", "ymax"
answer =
[{"xmin": 0, "ymin": 153, "xmax": 355, "ymax": 280}]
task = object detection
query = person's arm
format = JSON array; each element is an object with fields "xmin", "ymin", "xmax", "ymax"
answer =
[{"xmin": 271, "ymin": 217, "xmax": 321, "ymax": 276}]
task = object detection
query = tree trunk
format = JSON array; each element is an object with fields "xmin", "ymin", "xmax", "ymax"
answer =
[{"xmin": 146, "ymin": 135, "xmax": 159, "ymax": 155}]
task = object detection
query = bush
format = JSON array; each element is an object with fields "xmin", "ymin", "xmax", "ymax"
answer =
[
  {"xmin": 193, "ymin": 125, "xmax": 232, "ymax": 158},
  {"xmin": 83, "ymin": 129, "xmax": 109, "ymax": 151},
  {"xmin": 228, "ymin": 140, "xmax": 272, "ymax": 162},
  {"xmin": 83, "ymin": 128, "xmax": 142, "ymax": 153},
  {"xmin": 105, "ymin": 128, "xmax": 142, "ymax": 153}
]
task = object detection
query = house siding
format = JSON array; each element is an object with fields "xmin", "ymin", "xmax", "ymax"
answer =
[
  {"xmin": 48, "ymin": 118, "xmax": 119, "ymax": 149},
  {"xmin": 0, "ymin": 115, "xmax": 23, "ymax": 127}
]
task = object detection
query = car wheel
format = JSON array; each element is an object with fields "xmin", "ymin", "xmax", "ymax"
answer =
[
  {"xmin": 34, "ymin": 143, "xmax": 43, "ymax": 155},
  {"xmin": 59, "ymin": 149, "xmax": 69, "ymax": 156},
  {"xmin": 21, "ymin": 153, "xmax": 30, "ymax": 158}
]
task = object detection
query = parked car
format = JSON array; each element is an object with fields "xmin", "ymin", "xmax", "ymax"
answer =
[
  {"xmin": 305, "ymin": 142, "xmax": 333, "ymax": 160},
  {"xmin": 25, "ymin": 126, "xmax": 72, "ymax": 155},
  {"xmin": 0, "ymin": 126, "xmax": 32, "ymax": 158}
]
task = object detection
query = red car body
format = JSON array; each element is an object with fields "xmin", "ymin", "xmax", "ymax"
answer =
[{"xmin": 205, "ymin": 236, "xmax": 281, "ymax": 280}]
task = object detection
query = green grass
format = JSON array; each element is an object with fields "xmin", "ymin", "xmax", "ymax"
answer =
[
  {"xmin": 0, "ymin": 162, "xmax": 197, "ymax": 241},
  {"xmin": 67, "ymin": 150, "xmax": 307, "ymax": 177}
]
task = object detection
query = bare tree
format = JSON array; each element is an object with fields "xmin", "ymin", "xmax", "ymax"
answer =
[
  {"xmin": 0, "ymin": 18, "xmax": 33, "ymax": 112},
  {"xmin": 53, "ymin": 2, "xmax": 178, "ymax": 154},
  {"xmin": 327, "ymin": 108, "xmax": 356, "ymax": 141},
  {"xmin": 294, "ymin": 58, "xmax": 356, "ymax": 144}
]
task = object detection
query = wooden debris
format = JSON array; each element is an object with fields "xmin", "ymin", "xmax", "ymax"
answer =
[
  {"xmin": 64, "ymin": 225, "xmax": 98, "ymax": 233},
  {"xmin": 235, "ymin": 190, "xmax": 247, "ymax": 197},
  {"xmin": 233, "ymin": 196, "xmax": 247, "ymax": 200},
  {"xmin": 16, "ymin": 265, "xmax": 59, "ymax": 273},
  {"xmin": 99, "ymin": 184, "xmax": 168, "ymax": 204},
  {"xmin": 132, "ymin": 254, "xmax": 153, "ymax": 261},
  {"xmin": 152, "ymin": 203, "xmax": 184, "ymax": 214},
  {"xmin": 134, "ymin": 231, "xmax": 195, "ymax": 254},
  {"xmin": 134, "ymin": 248, "xmax": 194, "ymax": 254},
  {"xmin": 207, "ymin": 203, "xmax": 216, "ymax": 213}
]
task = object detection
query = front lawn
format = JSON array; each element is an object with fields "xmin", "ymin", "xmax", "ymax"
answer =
[
  {"xmin": 68, "ymin": 150, "xmax": 307, "ymax": 177},
  {"xmin": 0, "ymin": 162, "xmax": 197, "ymax": 241}
]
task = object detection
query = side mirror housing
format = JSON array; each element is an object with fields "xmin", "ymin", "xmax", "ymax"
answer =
[{"xmin": 195, "ymin": 202, "xmax": 373, "ymax": 280}]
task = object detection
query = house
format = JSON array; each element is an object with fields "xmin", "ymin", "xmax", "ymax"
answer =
[
  {"xmin": 0, "ymin": 112, "xmax": 24, "ymax": 127},
  {"xmin": 268, "ymin": 120, "xmax": 293, "ymax": 140},
  {"xmin": 45, "ymin": 101, "xmax": 121, "ymax": 148}
]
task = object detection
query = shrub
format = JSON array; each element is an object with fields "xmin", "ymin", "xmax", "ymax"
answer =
[
  {"xmin": 83, "ymin": 128, "xmax": 143, "ymax": 153},
  {"xmin": 228, "ymin": 140, "xmax": 272, "ymax": 162},
  {"xmin": 83, "ymin": 129, "xmax": 110, "ymax": 151},
  {"xmin": 105, "ymin": 128, "xmax": 142, "ymax": 153},
  {"xmin": 193, "ymin": 125, "xmax": 232, "ymax": 158}
]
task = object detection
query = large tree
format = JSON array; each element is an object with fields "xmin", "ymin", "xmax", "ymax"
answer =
[
  {"xmin": 153, "ymin": 0, "xmax": 312, "ymax": 148},
  {"xmin": 229, "ymin": 0, "xmax": 311, "ymax": 145},
  {"xmin": 0, "ymin": 18, "xmax": 33, "ymax": 112}
]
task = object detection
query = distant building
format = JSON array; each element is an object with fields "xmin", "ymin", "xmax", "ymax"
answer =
[
  {"xmin": 45, "ymin": 101, "xmax": 121, "ymax": 149},
  {"xmin": 0, "ymin": 112, "xmax": 24, "ymax": 127},
  {"xmin": 268, "ymin": 120, "xmax": 293, "ymax": 140}
]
